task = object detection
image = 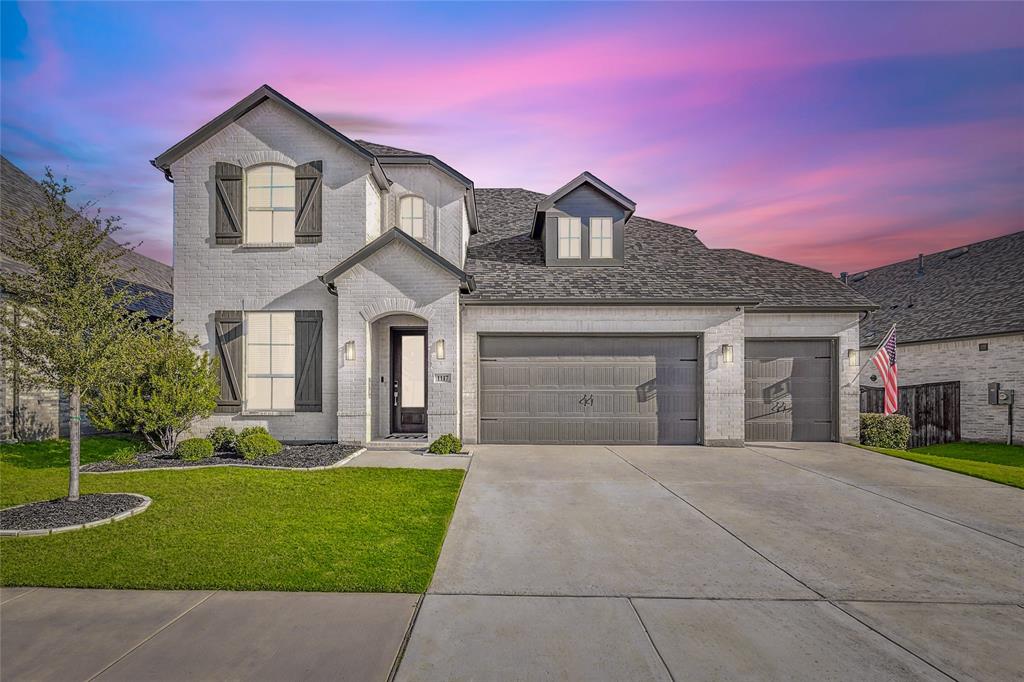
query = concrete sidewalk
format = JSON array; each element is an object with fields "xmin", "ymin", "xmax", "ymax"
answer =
[{"xmin": 1, "ymin": 588, "xmax": 418, "ymax": 681}]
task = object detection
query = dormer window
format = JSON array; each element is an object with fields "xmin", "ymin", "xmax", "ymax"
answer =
[
  {"xmin": 557, "ymin": 217, "xmax": 581, "ymax": 259},
  {"xmin": 245, "ymin": 164, "xmax": 295, "ymax": 244},
  {"xmin": 590, "ymin": 217, "xmax": 613, "ymax": 259},
  {"xmin": 400, "ymin": 196, "xmax": 425, "ymax": 240}
]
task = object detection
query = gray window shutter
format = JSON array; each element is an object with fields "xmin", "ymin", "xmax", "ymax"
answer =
[
  {"xmin": 214, "ymin": 310, "xmax": 243, "ymax": 413},
  {"xmin": 294, "ymin": 161, "xmax": 323, "ymax": 244},
  {"xmin": 295, "ymin": 310, "xmax": 323, "ymax": 412},
  {"xmin": 215, "ymin": 162, "xmax": 244, "ymax": 245}
]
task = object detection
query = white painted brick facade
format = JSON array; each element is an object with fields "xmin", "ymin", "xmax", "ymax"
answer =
[
  {"xmin": 383, "ymin": 165, "xmax": 467, "ymax": 266},
  {"xmin": 862, "ymin": 333, "xmax": 1023, "ymax": 444},
  {"xmin": 745, "ymin": 312, "xmax": 862, "ymax": 443}
]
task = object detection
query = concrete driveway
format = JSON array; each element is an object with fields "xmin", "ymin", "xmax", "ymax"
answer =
[{"xmin": 397, "ymin": 443, "xmax": 1024, "ymax": 681}]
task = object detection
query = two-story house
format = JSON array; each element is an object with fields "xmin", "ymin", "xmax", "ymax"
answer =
[{"xmin": 152, "ymin": 85, "xmax": 875, "ymax": 447}]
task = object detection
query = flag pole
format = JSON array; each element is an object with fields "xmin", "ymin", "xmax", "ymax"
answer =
[{"xmin": 845, "ymin": 323, "xmax": 895, "ymax": 387}]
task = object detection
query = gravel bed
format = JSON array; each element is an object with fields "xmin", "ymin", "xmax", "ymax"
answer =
[
  {"xmin": 1, "ymin": 494, "xmax": 142, "ymax": 531},
  {"xmin": 81, "ymin": 443, "xmax": 361, "ymax": 472}
]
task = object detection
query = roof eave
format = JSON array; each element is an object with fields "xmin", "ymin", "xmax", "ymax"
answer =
[
  {"xmin": 748, "ymin": 303, "xmax": 880, "ymax": 313},
  {"xmin": 320, "ymin": 227, "xmax": 471, "ymax": 289},
  {"xmin": 461, "ymin": 297, "xmax": 761, "ymax": 307}
]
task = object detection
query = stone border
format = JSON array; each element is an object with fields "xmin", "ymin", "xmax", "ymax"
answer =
[
  {"xmin": 84, "ymin": 448, "xmax": 367, "ymax": 475},
  {"xmin": 0, "ymin": 493, "xmax": 152, "ymax": 538}
]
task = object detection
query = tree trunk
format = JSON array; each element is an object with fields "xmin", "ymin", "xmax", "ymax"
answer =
[{"xmin": 68, "ymin": 386, "xmax": 81, "ymax": 501}]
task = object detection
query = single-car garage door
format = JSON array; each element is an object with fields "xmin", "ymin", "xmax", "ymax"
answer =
[
  {"xmin": 744, "ymin": 339, "xmax": 835, "ymax": 442},
  {"xmin": 478, "ymin": 335, "xmax": 700, "ymax": 445}
]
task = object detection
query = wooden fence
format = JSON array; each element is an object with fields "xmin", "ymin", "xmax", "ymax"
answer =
[{"xmin": 860, "ymin": 381, "xmax": 960, "ymax": 448}]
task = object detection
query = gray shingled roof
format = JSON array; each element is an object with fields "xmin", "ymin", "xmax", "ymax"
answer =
[
  {"xmin": 1, "ymin": 155, "xmax": 174, "ymax": 319},
  {"xmin": 848, "ymin": 231, "xmax": 1024, "ymax": 346},
  {"xmin": 465, "ymin": 188, "xmax": 874, "ymax": 309},
  {"xmin": 354, "ymin": 140, "xmax": 427, "ymax": 157}
]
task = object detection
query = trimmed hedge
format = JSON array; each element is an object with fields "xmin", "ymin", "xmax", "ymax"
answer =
[
  {"xmin": 237, "ymin": 432, "xmax": 283, "ymax": 460},
  {"xmin": 428, "ymin": 434, "xmax": 462, "ymax": 455},
  {"xmin": 177, "ymin": 438, "xmax": 214, "ymax": 462},
  {"xmin": 208, "ymin": 426, "xmax": 238, "ymax": 452},
  {"xmin": 860, "ymin": 413, "xmax": 911, "ymax": 450},
  {"xmin": 239, "ymin": 426, "xmax": 270, "ymax": 439}
]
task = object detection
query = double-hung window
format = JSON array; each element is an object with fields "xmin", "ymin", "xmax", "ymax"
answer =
[
  {"xmin": 557, "ymin": 216, "xmax": 581, "ymax": 259},
  {"xmin": 245, "ymin": 312, "xmax": 295, "ymax": 411},
  {"xmin": 399, "ymin": 196, "xmax": 425, "ymax": 240},
  {"xmin": 246, "ymin": 164, "xmax": 295, "ymax": 244},
  {"xmin": 590, "ymin": 217, "xmax": 613, "ymax": 259}
]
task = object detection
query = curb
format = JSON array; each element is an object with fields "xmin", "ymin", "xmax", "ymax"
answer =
[
  {"xmin": 0, "ymin": 493, "xmax": 152, "ymax": 538},
  {"xmin": 81, "ymin": 449, "xmax": 366, "ymax": 474}
]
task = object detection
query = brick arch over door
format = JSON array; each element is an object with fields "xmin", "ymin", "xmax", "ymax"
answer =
[{"xmin": 359, "ymin": 297, "xmax": 437, "ymax": 323}]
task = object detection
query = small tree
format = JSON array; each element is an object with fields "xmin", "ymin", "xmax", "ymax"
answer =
[
  {"xmin": 88, "ymin": 328, "xmax": 220, "ymax": 452},
  {"xmin": 0, "ymin": 170, "xmax": 151, "ymax": 500}
]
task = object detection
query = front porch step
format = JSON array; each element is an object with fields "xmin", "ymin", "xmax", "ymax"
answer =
[{"xmin": 365, "ymin": 436, "xmax": 428, "ymax": 450}]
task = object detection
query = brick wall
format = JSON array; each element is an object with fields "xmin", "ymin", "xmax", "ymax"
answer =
[
  {"xmin": 383, "ymin": 165, "xmax": 467, "ymax": 266},
  {"xmin": 862, "ymin": 333, "xmax": 1023, "ymax": 444}
]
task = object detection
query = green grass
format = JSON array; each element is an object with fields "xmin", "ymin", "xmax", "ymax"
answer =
[
  {"xmin": 859, "ymin": 441, "xmax": 1024, "ymax": 489},
  {"xmin": 0, "ymin": 437, "xmax": 464, "ymax": 592}
]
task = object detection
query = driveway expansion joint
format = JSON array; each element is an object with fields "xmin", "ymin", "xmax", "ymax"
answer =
[{"xmin": 627, "ymin": 597, "xmax": 677, "ymax": 682}]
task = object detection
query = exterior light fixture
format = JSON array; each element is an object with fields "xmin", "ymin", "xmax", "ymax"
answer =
[
  {"xmin": 721, "ymin": 344, "xmax": 734, "ymax": 364},
  {"xmin": 435, "ymin": 339, "xmax": 445, "ymax": 360},
  {"xmin": 848, "ymin": 349, "xmax": 859, "ymax": 367},
  {"xmin": 344, "ymin": 340, "xmax": 356, "ymax": 361}
]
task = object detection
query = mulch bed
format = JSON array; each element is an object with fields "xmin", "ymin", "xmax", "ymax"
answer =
[
  {"xmin": 1, "ymin": 494, "xmax": 142, "ymax": 531},
  {"xmin": 81, "ymin": 443, "xmax": 361, "ymax": 473}
]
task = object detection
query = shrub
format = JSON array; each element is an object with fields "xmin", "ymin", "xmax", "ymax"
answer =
[
  {"xmin": 428, "ymin": 433, "xmax": 462, "ymax": 455},
  {"xmin": 208, "ymin": 426, "xmax": 238, "ymax": 452},
  {"xmin": 860, "ymin": 413, "xmax": 911, "ymax": 450},
  {"xmin": 109, "ymin": 446, "xmax": 141, "ymax": 466},
  {"xmin": 177, "ymin": 437, "xmax": 214, "ymax": 462},
  {"xmin": 87, "ymin": 328, "xmax": 219, "ymax": 452},
  {"xmin": 239, "ymin": 425, "xmax": 270, "ymax": 439},
  {"xmin": 237, "ymin": 432, "xmax": 282, "ymax": 460}
]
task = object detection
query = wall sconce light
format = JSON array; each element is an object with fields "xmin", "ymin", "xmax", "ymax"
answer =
[
  {"xmin": 435, "ymin": 339, "xmax": 445, "ymax": 360},
  {"xmin": 848, "ymin": 349, "xmax": 859, "ymax": 367},
  {"xmin": 344, "ymin": 341, "xmax": 356, "ymax": 361},
  {"xmin": 721, "ymin": 344, "xmax": 734, "ymax": 364}
]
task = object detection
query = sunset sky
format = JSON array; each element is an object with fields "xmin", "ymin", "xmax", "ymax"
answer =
[{"xmin": 2, "ymin": 1, "xmax": 1021, "ymax": 274}]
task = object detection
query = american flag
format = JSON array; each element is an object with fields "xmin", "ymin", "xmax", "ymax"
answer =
[{"xmin": 871, "ymin": 328, "xmax": 899, "ymax": 414}]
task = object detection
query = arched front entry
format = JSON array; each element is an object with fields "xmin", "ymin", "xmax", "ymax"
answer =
[{"xmin": 370, "ymin": 313, "xmax": 429, "ymax": 440}]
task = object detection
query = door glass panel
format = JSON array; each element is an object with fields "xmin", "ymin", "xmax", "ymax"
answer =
[{"xmin": 401, "ymin": 335, "xmax": 425, "ymax": 408}]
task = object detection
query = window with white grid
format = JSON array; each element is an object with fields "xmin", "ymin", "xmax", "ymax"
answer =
[
  {"xmin": 557, "ymin": 216, "xmax": 581, "ymax": 259},
  {"xmin": 399, "ymin": 195, "xmax": 425, "ymax": 240},
  {"xmin": 245, "ymin": 312, "xmax": 294, "ymax": 411},
  {"xmin": 246, "ymin": 164, "xmax": 295, "ymax": 244},
  {"xmin": 590, "ymin": 217, "xmax": 613, "ymax": 258}
]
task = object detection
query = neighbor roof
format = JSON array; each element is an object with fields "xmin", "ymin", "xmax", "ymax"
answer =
[
  {"xmin": 465, "ymin": 188, "xmax": 874, "ymax": 310},
  {"xmin": 848, "ymin": 231, "xmax": 1024, "ymax": 346},
  {"xmin": 1, "ymin": 156, "xmax": 174, "ymax": 320},
  {"xmin": 151, "ymin": 85, "xmax": 389, "ymax": 190}
]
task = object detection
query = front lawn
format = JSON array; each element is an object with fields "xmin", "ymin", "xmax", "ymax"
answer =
[
  {"xmin": 0, "ymin": 437, "xmax": 464, "ymax": 592},
  {"xmin": 860, "ymin": 442, "xmax": 1024, "ymax": 489}
]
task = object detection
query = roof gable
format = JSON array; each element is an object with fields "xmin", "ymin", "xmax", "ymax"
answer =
[
  {"xmin": 151, "ymin": 85, "xmax": 389, "ymax": 189},
  {"xmin": 319, "ymin": 228, "xmax": 474, "ymax": 293},
  {"xmin": 531, "ymin": 171, "xmax": 637, "ymax": 238}
]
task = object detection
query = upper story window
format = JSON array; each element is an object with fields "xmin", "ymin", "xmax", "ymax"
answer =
[
  {"xmin": 246, "ymin": 164, "xmax": 295, "ymax": 244},
  {"xmin": 590, "ymin": 217, "xmax": 613, "ymax": 259},
  {"xmin": 245, "ymin": 311, "xmax": 295, "ymax": 411},
  {"xmin": 400, "ymin": 196, "xmax": 425, "ymax": 240},
  {"xmin": 557, "ymin": 216, "xmax": 581, "ymax": 259}
]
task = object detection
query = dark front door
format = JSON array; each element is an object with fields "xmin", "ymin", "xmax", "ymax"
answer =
[{"xmin": 391, "ymin": 329, "xmax": 427, "ymax": 434}]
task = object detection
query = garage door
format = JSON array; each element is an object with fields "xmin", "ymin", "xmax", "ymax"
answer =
[
  {"xmin": 744, "ymin": 339, "xmax": 834, "ymax": 442},
  {"xmin": 479, "ymin": 335, "xmax": 699, "ymax": 444}
]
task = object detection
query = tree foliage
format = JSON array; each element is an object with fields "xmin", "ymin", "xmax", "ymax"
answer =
[
  {"xmin": 0, "ymin": 169, "xmax": 152, "ymax": 499},
  {"xmin": 88, "ymin": 328, "xmax": 220, "ymax": 452}
]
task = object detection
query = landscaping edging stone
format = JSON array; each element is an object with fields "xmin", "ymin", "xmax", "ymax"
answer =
[
  {"xmin": 0, "ymin": 493, "xmax": 151, "ymax": 538},
  {"xmin": 82, "ymin": 444, "xmax": 365, "ymax": 474}
]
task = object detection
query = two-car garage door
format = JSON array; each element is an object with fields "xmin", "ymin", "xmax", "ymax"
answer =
[{"xmin": 478, "ymin": 335, "xmax": 700, "ymax": 445}]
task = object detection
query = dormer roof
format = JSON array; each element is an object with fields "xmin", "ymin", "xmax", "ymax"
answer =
[
  {"xmin": 151, "ymin": 85, "xmax": 390, "ymax": 190},
  {"xmin": 531, "ymin": 171, "xmax": 637, "ymax": 239}
]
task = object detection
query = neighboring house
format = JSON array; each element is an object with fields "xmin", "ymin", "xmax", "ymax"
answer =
[
  {"xmin": 152, "ymin": 85, "xmax": 874, "ymax": 447},
  {"xmin": 0, "ymin": 155, "xmax": 174, "ymax": 441},
  {"xmin": 848, "ymin": 231, "xmax": 1024, "ymax": 445}
]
